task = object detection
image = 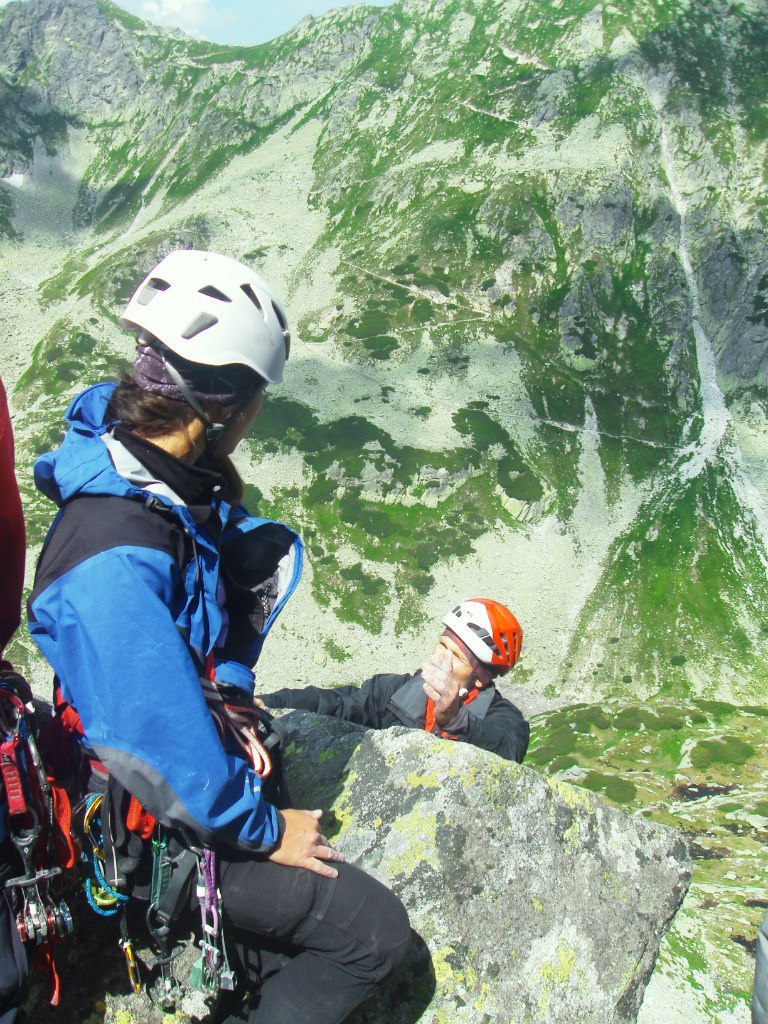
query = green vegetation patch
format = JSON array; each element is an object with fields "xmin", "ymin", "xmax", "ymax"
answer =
[
  {"xmin": 579, "ymin": 770, "xmax": 637, "ymax": 805},
  {"xmin": 0, "ymin": 184, "xmax": 19, "ymax": 242},
  {"xmin": 323, "ymin": 638, "xmax": 350, "ymax": 664},
  {"xmin": 454, "ymin": 407, "xmax": 543, "ymax": 503},
  {"xmin": 12, "ymin": 320, "xmax": 126, "ymax": 548},
  {"xmin": 562, "ymin": 462, "xmax": 768, "ymax": 698},
  {"xmin": 530, "ymin": 697, "xmax": 768, "ymax": 1018},
  {"xmin": 71, "ymin": 220, "xmax": 211, "ymax": 314},
  {"xmin": 96, "ymin": 0, "xmax": 145, "ymax": 31},
  {"xmin": 15, "ymin": 321, "xmax": 117, "ymax": 410},
  {"xmin": 690, "ymin": 738, "xmax": 756, "ymax": 771},
  {"xmin": 247, "ymin": 395, "xmax": 540, "ymax": 631}
]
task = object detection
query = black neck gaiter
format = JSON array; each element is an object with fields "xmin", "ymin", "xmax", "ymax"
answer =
[{"xmin": 114, "ymin": 424, "xmax": 225, "ymax": 522}]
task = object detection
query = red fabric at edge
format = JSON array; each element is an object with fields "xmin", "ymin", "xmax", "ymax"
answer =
[{"xmin": 0, "ymin": 377, "xmax": 25, "ymax": 659}]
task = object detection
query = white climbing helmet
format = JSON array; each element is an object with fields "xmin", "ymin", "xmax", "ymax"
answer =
[{"xmin": 120, "ymin": 249, "xmax": 291, "ymax": 385}]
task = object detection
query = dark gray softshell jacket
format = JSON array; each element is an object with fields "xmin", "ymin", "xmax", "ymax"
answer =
[{"xmin": 263, "ymin": 672, "xmax": 529, "ymax": 763}]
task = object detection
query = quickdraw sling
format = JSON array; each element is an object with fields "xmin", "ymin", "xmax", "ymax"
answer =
[{"xmin": 200, "ymin": 673, "xmax": 272, "ymax": 778}]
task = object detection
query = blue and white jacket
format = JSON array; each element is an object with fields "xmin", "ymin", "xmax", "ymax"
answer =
[{"xmin": 28, "ymin": 383, "xmax": 303, "ymax": 854}]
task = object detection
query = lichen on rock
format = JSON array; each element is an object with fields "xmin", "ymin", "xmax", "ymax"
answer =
[{"xmin": 281, "ymin": 711, "xmax": 692, "ymax": 1024}]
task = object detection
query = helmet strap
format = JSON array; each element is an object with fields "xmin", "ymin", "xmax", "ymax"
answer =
[{"xmin": 161, "ymin": 357, "xmax": 228, "ymax": 445}]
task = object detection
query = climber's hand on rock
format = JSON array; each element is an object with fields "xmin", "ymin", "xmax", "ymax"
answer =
[{"xmin": 268, "ymin": 808, "xmax": 345, "ymax": 878}]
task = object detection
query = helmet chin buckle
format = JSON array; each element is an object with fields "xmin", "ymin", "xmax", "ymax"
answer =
[
  {"xmin": 161, "ymin": 353, "xmax": 224, "ymax": 447},
  {"xmin": 204, "ymin": 422, "xmax": 227, "ymax": 447}
]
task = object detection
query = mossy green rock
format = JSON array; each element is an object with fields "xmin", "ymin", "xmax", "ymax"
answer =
[
  {"xmin": 529, "ymin": 699, "xmax": 768, "ymax": 1021},
  {"xmin": 281, "ymin": 711, "xmax": 691, "ymax": 1024}
]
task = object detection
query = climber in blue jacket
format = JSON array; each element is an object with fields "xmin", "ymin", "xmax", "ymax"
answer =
[{"xmin": 28, "ymin": 250, "xmax": 410, "ymax": 1024}]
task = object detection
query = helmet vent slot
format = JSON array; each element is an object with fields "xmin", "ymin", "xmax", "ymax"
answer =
[
  {"xmin": 181, "ymin": 312, "xmax": 219, "ymax": 339},
  {"xmin": 468, "ymin": 622, "xmax": 501, "ymax": 657},
  {"xmin": 272, "ymin": 301, "xmax": 291, "ymax": 357},
  {"xmin": 199, "ymin": 285, "xmax": 232, "ymax": 303},
  {"xmin": 240, "ymin": 283, "xmax": 265, "ymax": 316},
  {"xmin": 137, "ymin": 277, "xmax": 170, "ymax": 306},
  {"xmin": 272, "ymin": 301, "xmax": 288, "ymax": 332}
]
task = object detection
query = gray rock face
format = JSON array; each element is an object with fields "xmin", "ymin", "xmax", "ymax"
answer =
[
  {"xmin": 699, "ymin": 240, "xmax": 768, "ymax": 389},
  {"xmin": 280, "ymin": 712, "xmax": 692, "ymax": 1024},
  {"xmin": 0, "ymin": 0, "xmax": 377, "ymax": 204},
  {"xmin": 0, "ymin": 0, "xmax": 144, "ymax": 120}
]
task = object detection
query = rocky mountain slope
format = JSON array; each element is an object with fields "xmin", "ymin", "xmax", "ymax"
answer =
[
  {"xmin": 1, "ymin": 0, "xmax": 767, "ymax": 1021},
  {"xmin": 2, "ymin": 0, "xmax": 767, "ymax": 703},
  {"xmin": 529, "ymin": 698, "xmax": 768, "ymax": 1023}
]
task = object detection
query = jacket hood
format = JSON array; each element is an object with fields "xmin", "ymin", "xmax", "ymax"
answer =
[{"xmin": 34, "ymin": 383, "xmax": 138, "ymax": 507}]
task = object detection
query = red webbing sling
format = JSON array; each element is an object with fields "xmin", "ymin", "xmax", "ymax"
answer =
[
  {"xmin": 424, "ymin": 686, "xmax": 481, "ymax": 737},
  {"xmin": 51, "ymin": 682, "xmax": 156, "ymax": 839}
]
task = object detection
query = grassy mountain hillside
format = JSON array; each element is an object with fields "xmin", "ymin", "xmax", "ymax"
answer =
[
  {"xmin": 2, "ymin": 0, "xmax": 766, "ymax": 705},
  {"xmin": 1, "ymin": 2, "xmax": 767, "ymax": 1019}
]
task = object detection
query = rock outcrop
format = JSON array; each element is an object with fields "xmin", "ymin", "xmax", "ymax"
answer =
[
  {"xmin": 280, "ymin": 711, "xmax": 692, "ymax": 1024},
  {"xmin": 23, "ymin": 708, "xmax": 691, "ymax": 1024}
]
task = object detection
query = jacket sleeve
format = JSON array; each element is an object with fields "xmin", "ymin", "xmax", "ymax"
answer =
[
  {"xmin": 216, "ymin": 514, "xmax": 303, "ymax": 682},
  {"xmin": 29, "ymin": 544, "xmax": 281, "ymax": 853},
  {"xmin": 263, "ymin": 674, "xmax": 397, "ymax": 729},
  {"xmin": 459, "ymin": 690, "xmax": 529, "ymax": 763}
]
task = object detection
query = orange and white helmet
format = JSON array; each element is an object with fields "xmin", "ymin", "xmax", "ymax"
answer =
[{"xmin": 442, "ymin": 598, "xmax": 522, "ymax": 678}]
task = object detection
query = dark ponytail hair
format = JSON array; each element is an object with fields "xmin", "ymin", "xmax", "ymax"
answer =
[
  {"xmin": 105, "ymin": 371, "xmax": 197, "ymax": 439},
  {"xmin": 106, "ymin": 371, "xmax": 247, "ymax": 506}
]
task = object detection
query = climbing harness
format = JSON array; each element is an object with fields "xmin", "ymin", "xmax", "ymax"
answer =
[
  {"xmin": 73, "ymin": 787, "xmax": 191, "ymax": 1009},
  {"xmin": 81, "ymin": 781, "xmax": 241, "ymax": 1009},
  {"xmin": 183, "ymin": 667, "xmax": 280, "ymax": 1001},
  {"xmin": 144, "ymin": 831, "xmax": 194, "ymax": 1010},
  {"xmin": 55, "ymin": 665, "xmax": 279, "ymax": 1008},
  {"xmin": 79, "ymin": 789, "xmax": 143, "ymax": 995},
  {"xmin": 0, "ymin": 672, "xmax": 76, "ymax": 1004}
]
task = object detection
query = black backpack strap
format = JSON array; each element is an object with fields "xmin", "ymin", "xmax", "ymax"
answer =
[{"xmin": 153, "ymin": 846, "xmax": 198, "ymax": 930}]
